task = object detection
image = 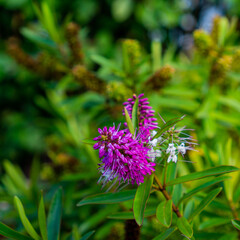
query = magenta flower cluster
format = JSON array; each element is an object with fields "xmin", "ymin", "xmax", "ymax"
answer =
[
  {"xmin": 123, "ymin": 93, "xmax": 158, "ymax": 130},
  {"xmin": 93, "ymin": 124, "xmax": 155, "ymax": 185},
  {"xmin": 93, "ymin": 93, "xmax": 156, "ymax": 187}
]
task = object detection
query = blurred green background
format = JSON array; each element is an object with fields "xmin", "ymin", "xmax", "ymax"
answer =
[{"xmin": 0, "ymin": 0, "xmax": 240, "ymax": 239}]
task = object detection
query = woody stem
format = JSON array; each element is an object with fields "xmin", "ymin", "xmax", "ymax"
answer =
[{"xmin": 154, "ymin": 173, "xmax": 182, "ymax": 218}]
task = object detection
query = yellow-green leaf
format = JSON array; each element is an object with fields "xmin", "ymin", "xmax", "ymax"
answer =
[{"xmin": 14, "ymin": 196, "xmax": 41, "ymax": 240}]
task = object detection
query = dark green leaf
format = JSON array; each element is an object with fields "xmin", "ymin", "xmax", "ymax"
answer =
[
  {"xmin": 178, "ymin": 176, "xmax": 230, "ymax": 205},
  {"xmin": 80, "ymin": 230, "xmax": 95, "ymax": 240},
  {"xmin": 38, "ymin": 193, "xmax": 48, "ymax": 240},
  {"xmin": 153, "ymin": 116, "xmax": 184, "ymax": 139},
  {"xmin": 20, "ymin": 28, "xmax": 56, "ymax": 49},
  {"xmin": 232, "ymin": 219, "xmax": 240, "ymax": 230},
  {"xmin": 14, "ymin": 196, "xmax": 41, "ymax": 240},
  {"xmin": 156, "ymin": 200, "xmax": 172, "ymax": 227},
  {"xmin": 60, "ymin": 173, "xmax": 95, "ymax": 182},
  {"xmin": 77, "ymin": 190, "xmax": 136, "ymax": 206},
  {"xmin": 108, "ymin": 207, "xmax": 155, "ymax": 219},
  {"xmin": 0, "ymin": 222, "xmax": 33, "ymax": 240},
  {"xmin": 189, "ymin": 187, "xmax": 222, "ymax": 221},
  {"xmin": 79, "ymin": 205, "xmax": 117, "ymax": 233},
  {"xmin": 177, "ymin": 217, "xmax": 193, "ymax": 238},
  {"xmin": 133, "ymin": 174, "xmax": 153, "ymax": 226},
  {"xmin": 166, "ymin": 166, "xmax": 239, "ymax": 186},
  {"xmin": 152, "ymin": 227, "xmax": 177, "ymax": 240},
  {"xmin": 47, "ymin": 188, "xmax": 62, "ymax": 240},
  {"xmin": 124, "ymin": 107, "xmax": 134, "ymax": 135}
]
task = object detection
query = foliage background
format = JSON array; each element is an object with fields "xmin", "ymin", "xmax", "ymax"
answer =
[{"xmin": 0, "ymin": 0, "xmax": 240, "ymax": 239}]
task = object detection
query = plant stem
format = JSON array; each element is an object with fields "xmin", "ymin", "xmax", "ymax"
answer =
[
  {"xmin": 163, "ymin": 163, "xmax": 168, "ymax": 187},
  {"xmin": 154, "ymin": 173, "xmax": 182, "ymax": 218}
]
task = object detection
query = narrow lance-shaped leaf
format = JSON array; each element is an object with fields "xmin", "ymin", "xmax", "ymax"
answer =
[
  {"xmin": 132, "ymin": 97, "xmax": 139, "ymax": 131},
  {"xmin": 156, "ymin": 200, "xmax": 172, "ymax": 228},
  {"xmin": 124, "ymin": 107, "xmax": 134, "ymax": 135},
  {"xmin": 80, "ymin": 230, "xmax": 95, "ymax": 240},
  {"xmin": 38, "ymin": 193, "xmax": 48, "ymax": 240},
  {"xmin": 81, "ymin": 139, "xmax": 96, "ymax": 145},
  {"xmin": 153, "ymin": 116, "xmax": 184, "ymax": 140},
  {"xmin": 133, "ymin": 174, "xmax": 153, "ymax": 226},
  {"xmin": 152, "ymin": 227, "xmax": 177, "ymax": 240},
  {"xmin": 77, "ymin": 190, "xmax": 136, "ymax": 206},
  {"xmin": 177, "ymin": 217, "xmax": 193, "ymax": 238},
  {"xmin": 4, "ymin": 160, "xmax": 28, "ymax": 195},
  {"xmin": 14, "ymin": 196, "xmax": 41, "ymax": 240},
  {"xmin": 199, "ymin": 218, "xmax": 230, "ymax": 230},
  {"xmin": 0, "ymin": 222, "xmax": 34, "ymax": 240},
  {"xmin": 47, "ymin": 188, "xmax": 62, "ymax": 240},
  {"xmin": 178, "ymin": 176, "xmax": 230, "ymax": 205},
  {"xmin": 72, "ymin": 225, "xmax": 80, "ymax": 240},
  {"xmin": 189, "ymin": 187, "xmax": 222, "ymax": 221},
  {"xmin": 232, "ymin": 219, "xmax": 240, "ymax": 230},
  {"xmin": 166, "ymin": 166, "xmax": 239, "ymax": 186},
  {"xmin": 108, "ymin": 207, "xmax": 155, "ymax": 220}
]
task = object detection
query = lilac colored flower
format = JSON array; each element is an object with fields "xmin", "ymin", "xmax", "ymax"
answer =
[
  {"xmin": 123, "ymin": 93, "xmax": 158, "ymax": 130},
  {"xmin": 93, "ymin": 124, "xmax": 155, "ymax": 187}
]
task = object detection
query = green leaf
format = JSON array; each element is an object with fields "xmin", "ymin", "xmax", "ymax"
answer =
[
  {"xmin": 77, "ymin": 190, "xmax": 136, "ymax": 206},
  {"xmin": 132, "ymin": 97, "xmax": 139, "ymax": 131},
  {"xmin": 60, "ymin": 173, "xmax": 95, "ymax": 182},
  {"xmin": 199, "ymin": 218, "xmax": 230, "ymax": 230},
  {"xmin": 14, "ymin": 196, "xmax": 41, "ymax": 240},
  {"xmin": 189, "ymin": 187, "xmax": 222, "ymax": 221},
  {"xmin": 156, "ymin": 200, "xmax": 172, "ymax": 228},
  {"xmin": 152, "ymin": 227, "xmax": 177, "ymax": 240},
  {"xmin": 153, "ymin": 116, "xmax": 184, "ymax": 140},
  {"xmin": 124, "ymin": 107, "xmax": 134, "ymax": 135},
  {"xmin": 151, "ymin": 40, "xmax": 162, "ymax": 72},
  {"xmin": 108, "ymin": 207, "xmax": 155, "ymax": 219},
  {"xmin": 81, "ymin": 139, "xmax": 96, "ymax": 145},
  {"xmin": 41, "ymin": 1, "xmax": 60, "ymax": 43},
  {"xmin": 232, "ymin": 219, "xmax": 240, "ymax": 230},
  {"xmin": 166, "ymin": 166, "xmax": 239, "ymax": 186},
  {"xmin": 80, "ymin": 230, "xmax": 95, "ymax": 240},
  {"xmin": 4, "ymin": 160, "xmax": 28, "ymax": 195},
  {"xmin": 0, "ymin": 222, "xmax": 34, "ymax": 240},
  {"xmin": 38, "ymin": 193, "xmax": 48, "ymax": 240},
  {"xmin": 91, "ymin": 54, "xmax": 121, "ymax": 71},
  {"xmin": 133, "ymin": 174, "xmax": 153, "ymax": 226},
  {"xmin": 177, "ymin": 217, "xmax": 193, "ymax": 238},
  {"xmin": 20, "ymin": 28, "xmax": 56, "ymax": 49},
  {"xmin": 178, "ymin": 176, "xmax": 230, "ymax": 205},
  {"xmin": 47, "ymin": 188, "xmax": 62, "ymax": 240},
  {"xmin": 79, "ymin": 205, "xmax": 118, "ymax": 233},
  {"xmin": 72, "ymin": 224, "xmax": 80, "ymax": 240}
]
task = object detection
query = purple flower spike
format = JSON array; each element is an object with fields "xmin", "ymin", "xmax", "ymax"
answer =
[
  {"xmin": 123, "ymin": 93, "xmax": 157, "ymax": 130},
  {"xmin": 93, "ymin": 124, "xmax": 155, "ymax": 187}
]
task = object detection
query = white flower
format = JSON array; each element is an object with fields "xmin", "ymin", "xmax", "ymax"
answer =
[
  {"xmin": 178, "ymin": 143, "xmax": 186, "ymax": 155},
  {"xmin": 150, "ymin": 138, "xmax": 158, "ymax": 147},
  {"xmin": 166, "ymin": 143, "xmax": 176, "ymax": 155},
  {"xmin": 151, "ymin": 130, "xmax": 157, "ymax": 137},
  {"xmin": 167, "ymin": 154, "xmax": 177, "ymax": 163},
  {"xmin": 148, "ymin": 149, "xmax": 161, "ymax": 162}
]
